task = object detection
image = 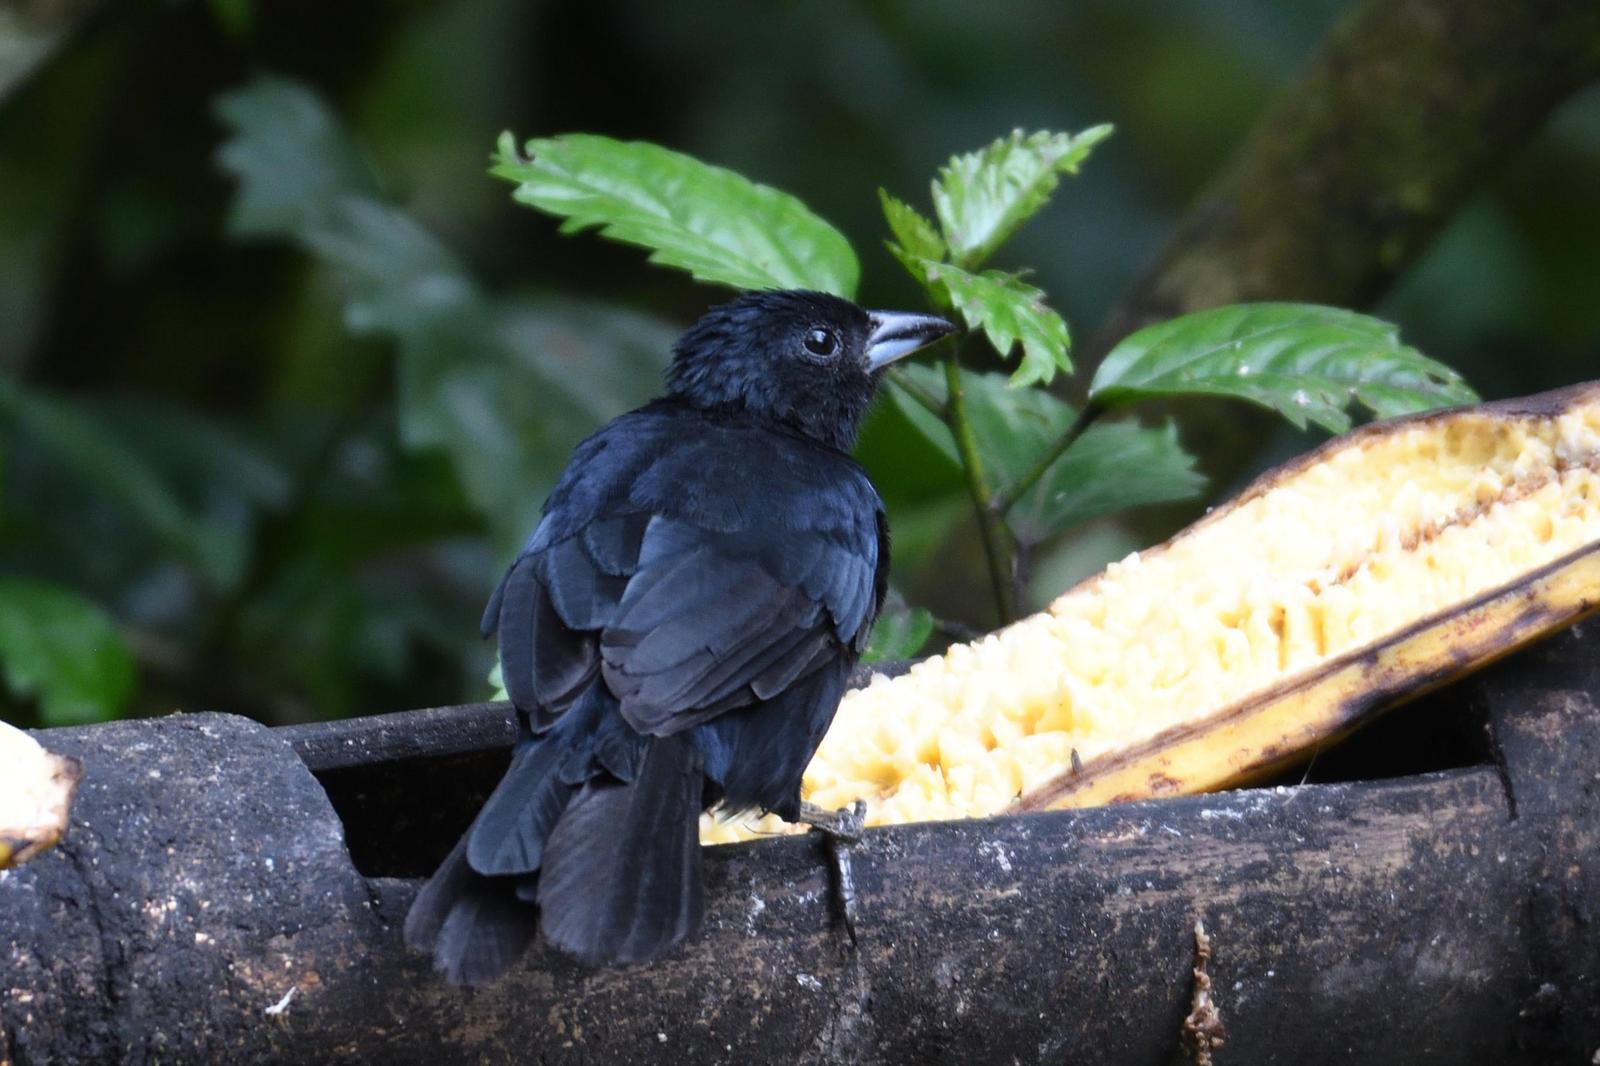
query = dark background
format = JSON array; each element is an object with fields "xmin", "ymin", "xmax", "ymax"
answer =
[{"xmin": 2, "ymin": 0, "xmax": 1596, "ymax": 727}]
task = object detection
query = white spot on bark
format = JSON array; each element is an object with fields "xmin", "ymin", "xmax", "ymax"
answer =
[
  {"xmin": 265, "ymin": 987, "xmax": 296, "ymax": 1016},
  {"xmin": 978, "ymin": 840, "xmax": 1014, "ymax": 873}
]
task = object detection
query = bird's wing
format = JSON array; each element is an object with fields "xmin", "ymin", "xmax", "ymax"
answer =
[
  {"xmin": 486, "ymin": 410, "xmax": 885, "ymax": 737},
  {"xmin": 598, "ymin": 510, "xmax": 877, "ymax": 736},
  {"xmin": 485, "ymin": 512, "xmax": 644, "ymax": 731}
]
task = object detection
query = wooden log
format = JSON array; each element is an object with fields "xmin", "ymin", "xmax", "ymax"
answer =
[{"xmin": 2, "ymin": 629, "xmax": 1596, "ymax": 1064}]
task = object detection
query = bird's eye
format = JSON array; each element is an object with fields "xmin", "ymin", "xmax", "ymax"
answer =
[{"xmin": 803, "ymin": 328, "xmax": 839, "ymax": 357}]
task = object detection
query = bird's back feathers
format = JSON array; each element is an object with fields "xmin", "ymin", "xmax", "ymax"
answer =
[{"xmin": 408, "ymin": 399, "xmax": 888, "ymax": 983}]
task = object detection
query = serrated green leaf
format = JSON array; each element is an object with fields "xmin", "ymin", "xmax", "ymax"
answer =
[
  {"xmin": 884, "ymin": 239, "xmax": 932, "ymax": 291},
  {"xmin": 216, "ymin": 79, "xmax": 672, "ymax": 555},
  {"xmin": 862, "ymin": 604, "xmax": 935, "ymax": 664},
  {"xmin": 213, "ymin": 76, "xmax": 380, "ymax": 238},
  {"xmin": 0, "ymin": 578, "xmax": 135, "ymax": 726},
  {"xmin": 879, "ymin": 188, "xmax": 945, "ymax": 262},
  {"xmin": 1005, "ymin": 420, "xmax": 1204, "ymax": 544},
  {"xmin": 1089, "ymin": 303, "xmax": 1478, "ymax": 433},
  {"xmin": 919, "ymin": 260, "xmax": 1071, "ymax": 387},
  {"xmin": 931, "ymin": 125, "xmax": 1112, "ymax": 269},
  {"xmin": 890, "ymin": 365, "xmax": 1205, "ymax": 543},
  {"xmin": 493, "ymin": 132, "xmax": 859, "ymax": 298}
]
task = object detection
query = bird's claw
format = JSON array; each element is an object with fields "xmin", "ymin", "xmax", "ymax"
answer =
[
  {"xmin": 797, "ymin": 800, "xmax": 867, "ymax": 945},
  {"xmin": 797, "ymin": 799, "xmax": 866, "ymax": 844}
]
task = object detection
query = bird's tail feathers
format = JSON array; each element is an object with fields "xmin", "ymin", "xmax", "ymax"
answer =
[
  {"xmin": 465, "ymin": 738, "xmax": 578, "ymax": 876},
  {"xmin": 407, "ymin": 688, "xmax": 705, "ymax": 981},
  {"xmin": 403, "ymin": 835, "xmax": 540, "ymax": 986},
  {"xmin": 537, "ymin": 734, "xmax": 705, "ymax": 965},
  {"xmin": 406, "ymin": 692, "xmax": 591, "ymax": 984}
]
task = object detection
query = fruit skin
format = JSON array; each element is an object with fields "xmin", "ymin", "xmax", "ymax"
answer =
[
  {"xmin": 1018, "ymin": 380, "xmax": 1600, "ymax": 812},
  {"xmin": 1019, "ymin": 538, "xmax": 1600, "ymax": 811},
  {"xmin": 0, "ymin": 720, "xmax": 82, "ymax": 869}
]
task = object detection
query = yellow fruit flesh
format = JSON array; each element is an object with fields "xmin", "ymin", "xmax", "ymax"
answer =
[
  {"xmin": 0, "ymin": 721, "xmax": 80, "ymax": 869},
  {"xmin": 701, "ymin": 389, "xmax": 1600, "ymax": 844}
]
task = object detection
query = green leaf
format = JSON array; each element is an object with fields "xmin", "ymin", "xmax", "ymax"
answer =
[
  {"xmin": 891, "ymin": 365, "xmax": 1205, "ymax": 543},
  {"xmin": 0, "ymin": 375, "xmax": 237, "ymax": 584},
  {"xmin": 207, "ymin": 0, "xmax": 256, "ymax": 37},
  {"xmin": 1090, "ymin": 303, "xmax": 1478, "ymax": 433},
  {"xmin": 216, "ymin": 79, "xmax": 672, "ymax": 555},
  {"xmin": 919, "ymin": 260, "xmax": 1072, "ymax": 387},
  {"xmin": 214, "ymin": 76, "xmax": 380, "ymax": 238},
  {"xmin": 931, "ymin": 125, "xmax": 1112, "ymax": 269},
  {"xmin": 1005, "ymin": 420, "xmax": 1204, "ymax": 545},
  {"xmin": 104, "ymin": 399, "xmax": 293, "ymax": 513},
  {"xmin": 862, "ymin": 604, "xmax": 935, "ymax": 664},
  {"xmin": 493, "ymin": 132, "xmax": 860, "ymax": 298},
  {"xmin": 853, "ymin": 398, "xmax": 969, "ymax": 578},
  {"xmin": 0, "ymin": 578, "xmax": 135, "ymax": 726},
  {"xmin": 879, "ymin": 187, "xmax": 945, "ymax": 267}
]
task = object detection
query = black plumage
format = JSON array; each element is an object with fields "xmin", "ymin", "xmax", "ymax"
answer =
[{"xmin": 405, "ymin": 289, "xmax": 954, "ymax": 982}]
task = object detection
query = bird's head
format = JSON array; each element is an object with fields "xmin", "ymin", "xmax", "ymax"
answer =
[{"xmin": 664, "ymin": 290, "xmax": 956, "ymax": 451}]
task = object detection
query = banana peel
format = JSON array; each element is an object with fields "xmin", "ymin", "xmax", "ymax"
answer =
[
  {"xmin": 1, "ymin": 720, "xmax": 82, "ymax": 869},
  {"xmin": 1020, "ymin": 537, "xmax": 1600, "ymax": 810},
  {"xmin": 1023, "ymin": 381, "xmax": 1600, "ymax": 811},
  {"xmin": 703, "ymin": 380, "xmax": 1600, "ymax": 842}
]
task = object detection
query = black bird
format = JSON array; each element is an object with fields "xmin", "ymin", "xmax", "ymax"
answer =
[{"xmin": 405, "ymin": 289, "xmax": 955, "ymax": 983}]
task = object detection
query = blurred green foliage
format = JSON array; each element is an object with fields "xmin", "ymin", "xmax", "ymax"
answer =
[{"xmin": 1, "ymin": 0, "xmax": 1597, "ymax": 728}]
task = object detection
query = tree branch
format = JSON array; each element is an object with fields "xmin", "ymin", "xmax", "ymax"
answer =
[
  {"xmin": 1088, "ymin": 0, "xmax": 1600, "ymax": 366},
  {"xmin": 7, "ymin": 625, "xmax": 1599, "ymax": 1062},
  {"xmin": 1077, "ymin": 0, "xmax": 1600, "ymax": 510}
]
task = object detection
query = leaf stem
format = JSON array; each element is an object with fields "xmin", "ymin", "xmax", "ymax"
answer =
[
  {"xmin": 942, "ymin": 344, "xmax": 1018, "ymax": 623},
  {"xmin": 930, "ymin": 614, "xmax": 984, "ymax": 643},
  {"xmin": 993, "ymin": 401, "xmax": 1106, "ymax": 516},
  {"xmin": 886, "ymin": 366, "xmax": 948, "ymax": 419}
]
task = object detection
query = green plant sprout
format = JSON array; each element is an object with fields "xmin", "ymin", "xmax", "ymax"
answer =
[{"xmin": 491, "ymin": 126, "xmax": 1476, "ymax": 650}]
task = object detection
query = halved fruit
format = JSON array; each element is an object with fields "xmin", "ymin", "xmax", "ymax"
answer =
[
  {"xmin": 1, "ymin": 720, "xmax": 82, "ymax": 869},
  {"xmin": 702, "ymin": 380, "xmax": 1600, "ymax": 842}
]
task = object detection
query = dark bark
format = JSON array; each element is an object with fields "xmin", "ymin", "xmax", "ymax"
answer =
[{"xmin": 2, "ymin": 628, "xmax": 1597, "ymax": 1065}]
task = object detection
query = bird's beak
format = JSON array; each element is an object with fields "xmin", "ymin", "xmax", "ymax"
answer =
[{"xmin": 864, "ymin": 310, "xmax": 958, "ymax": 372}]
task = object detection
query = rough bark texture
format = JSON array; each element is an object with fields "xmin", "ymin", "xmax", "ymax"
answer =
[{"xmin": 2, "ymin": 627, "xmax": 1597, "ymax": 1065}]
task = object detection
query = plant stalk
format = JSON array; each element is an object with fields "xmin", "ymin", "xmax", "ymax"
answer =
[
  {"xmin": 886, "ymin": 367, "xmax": 948, "ymax": 418},
  {"xmin": 942, "ymin": 345, "xmax": 1018, "ymax": 623},
  {"xmin": 993, "ymin": 401, "xmax": 1106, "ymax": 516}
]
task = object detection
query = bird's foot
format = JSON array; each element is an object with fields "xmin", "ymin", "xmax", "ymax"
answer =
[
  {"xmin": 797, "ymin": 800, "xmax": 867, "ymax": 945},
  {"xmin": 797, "ymin": 800, "xmax": 866, "ymax": 843}
]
